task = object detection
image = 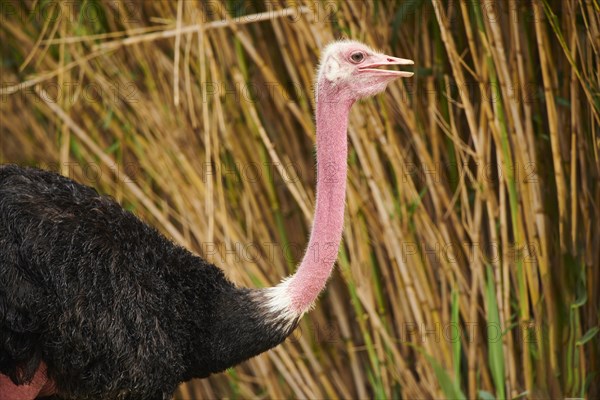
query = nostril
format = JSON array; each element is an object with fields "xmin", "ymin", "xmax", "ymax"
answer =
[{"xmin": 387, "ymin": 58, "xmax": 395, "ymax": 62}]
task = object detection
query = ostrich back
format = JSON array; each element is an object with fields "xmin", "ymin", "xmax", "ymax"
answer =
[{"xmin": 0, "ymin": 164, "xmax": 245, "ymax": 399}]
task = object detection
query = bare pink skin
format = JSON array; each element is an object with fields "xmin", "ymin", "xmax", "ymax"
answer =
[
  {"xmin": 0, "ymin": 362, "xmax": 55, "ymax": 400},
  {"xmin": 0, "ymin": 41, "xmax": 413, "ymax": 398},
  {"xmin": 285, "ymin": 41, "xmax": 414, "ymax": 312},
  {"xmin": 287, "ymin": 94, "xmax": 352, "ymax": 311}
]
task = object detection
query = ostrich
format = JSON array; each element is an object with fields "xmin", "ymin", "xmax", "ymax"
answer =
[{"xmin": 0, "ymin": 40, "xmax": 413, "ymax": 400}]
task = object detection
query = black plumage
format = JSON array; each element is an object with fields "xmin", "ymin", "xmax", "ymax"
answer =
[{"xmin": 0, "ymin": 164, "xmax": 298, "ymax": 399}]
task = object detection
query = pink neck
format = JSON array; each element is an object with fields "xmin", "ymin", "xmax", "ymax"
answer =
[{"xmin": 288, "ymin": 83, "xmax": 354, "ymax": 312}]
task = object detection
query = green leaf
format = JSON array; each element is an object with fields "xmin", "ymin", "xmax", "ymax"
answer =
[
  {"xmin": 451, "ymin": 288, "xmax": 461, "ymax": 383},
  {"xmin": 486, "ymin": 266, "xmax": 505, "ymax": 399},
  {"xmin": 478, "ymin": 390, "xmax": 495, "ymax": 400},
  {"xmin": 391, "ymin": 0, "xmax": 425, "ymax": 48},
  {"xmin": 423, "ymin": 353, "xmax": 466, "ymax": 400},
  {"xmin": 571, "ymin": 290, "xmax": 588, "ymax": 308},
  {"xmin": 104, "ymin": 140, "xmax": 120, "ymax": 155},
  {"xmin": 576, "ymin": 327, "xmax": 599, "ymax": 346}
]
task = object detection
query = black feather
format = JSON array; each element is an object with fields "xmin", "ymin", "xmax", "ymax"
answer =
[{"xmin": 0, "ymin": 164, "xmax": 298, "ymax": 400}]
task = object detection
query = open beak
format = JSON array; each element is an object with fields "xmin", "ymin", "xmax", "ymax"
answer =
[{"xmin": 358, "ymin": 54, "xmax": 414, "ymax": 78}]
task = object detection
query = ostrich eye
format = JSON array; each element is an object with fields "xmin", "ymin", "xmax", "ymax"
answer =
[{"xmin": 350, "ymin": 52, "xmax": 365, "ymax": 63}]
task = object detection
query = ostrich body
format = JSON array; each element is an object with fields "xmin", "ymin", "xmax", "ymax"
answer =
[{"xmin": 0, "ymin": 41, "xmax": 413, "ymax": 400}]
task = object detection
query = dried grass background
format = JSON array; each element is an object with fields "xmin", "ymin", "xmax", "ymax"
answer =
[{"xmin": 1, "ymin": 0, "xmax": 599, "ymax": 399}]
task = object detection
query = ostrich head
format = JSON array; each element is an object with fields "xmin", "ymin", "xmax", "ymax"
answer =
[{"xmin": 316, "ymin": 40, "xmax": 414, "ymax": 101}]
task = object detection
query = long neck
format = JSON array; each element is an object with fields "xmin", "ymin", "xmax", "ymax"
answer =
[
  {"xmin": 185, "ymin": 84, "xmax": 354, "ymax": 378},
  {"xmin": 286, "ymin": 86, "xmax": 353, "ymax": 313}
]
